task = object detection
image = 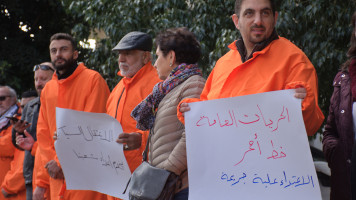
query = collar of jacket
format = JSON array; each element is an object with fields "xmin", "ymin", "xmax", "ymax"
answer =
[
  {"xmin": 53, "ymin": 63, "xmax": 86, "ymax": 84},
  {"xmin": 26, "ymin": 97, "xmax": 40, "ymax": 108},
  {"xmin": 117, "ymin": 62, "xmax": 155, "ymax": 86},
  {"xmin": 56, "ymin": 62, "xmax": 78, "ymax": 80},
  {"xmin": 235, "ymin": 29, "xmax": 279, "ymax": 63}
]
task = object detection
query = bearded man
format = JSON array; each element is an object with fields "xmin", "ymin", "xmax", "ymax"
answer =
[{"xmin": 36, "ymin": 33, "xmax": 110, "ymax": 200}]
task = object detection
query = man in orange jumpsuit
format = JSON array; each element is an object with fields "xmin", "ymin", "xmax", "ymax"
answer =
[
  {"xmin": 12, "ymin": 62, "xmax": 54, "ymax": 200},
  {"xmin": 179, "ymin": 0, "xmax": 324, "ymax": 136},
  {"xmin": 36, "ymin": 33, "xmax": 110, "ymax": 200},
  {"xmin": 0, "ymin": 85, "xmax": 26, "ymax": 200},
  {"xmin": 106, "ymin": 31, "xmax": 160, "ymax": 200}
]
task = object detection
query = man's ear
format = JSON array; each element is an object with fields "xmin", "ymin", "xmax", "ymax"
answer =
[
  {"xmin": 274, "ymin": 11, "xmax": 279, "ymax": 26},
  {"xmin": 142, "ymin": 52, "xmax": 151, "ymax": 65},
  {"xmin": 73, "ymin": 50, "xmax": 79, "ymax": 60},
  {"xmin": 232, "ymin": 14, "xmax": 240, "ymax": 30}
]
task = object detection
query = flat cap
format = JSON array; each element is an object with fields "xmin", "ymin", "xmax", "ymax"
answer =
[{"xmin": 112, "ymin": 31, "xmax": 152, "ymax": 52}]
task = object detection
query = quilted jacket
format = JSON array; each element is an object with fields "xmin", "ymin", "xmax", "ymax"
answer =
[
  {"xmin": 149, "ymin": 75, "xmax": 205, "ymax": 193},
  {"xmin": 323, "ymin": 71, "xmax": 354, "ymax": 200}
]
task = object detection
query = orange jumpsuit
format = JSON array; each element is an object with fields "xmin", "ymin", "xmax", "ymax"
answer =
[
  {"xmin": 36, "ymin": 63, "xmax": 110, "ymax": 200},
  {"xmin": 33, "ymin": 145, "xmax": 51, "ymax": 199},
  {"xmin": 178, "ymin": 38, "xmax": 324, "ymax": 136},
  {"xmin": 106, "ymin": 62, "xmax": 160, "ymax": 200},
  {"xmin": 0, "ymin": 108, "xmax": 26, "ymax": 200},
  {"xmin": 1, "ymin": 149, "xmax": 26, "ymax": 200},
  {"xmin": 0, "ymin": 126, "xmax": 15, "ymax": 199}
]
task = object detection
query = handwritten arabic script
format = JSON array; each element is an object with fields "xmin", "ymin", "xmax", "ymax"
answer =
[
  {"xmin": 234, "ymin": 133, "xmax": 287, "ymax": 166},
  {"xmin": 58, "ymin": 125, "xmax": 114, "ymax": 142},
  {"xmin": 55, "ymin": 108, "xmax": 131, "ymax": 199},
  {"xmin": 73, "ymin": 149, "xmax": 125, "ymax": 174},
  {"xmin": 220, "ymin": 171, "xmax": 314, "ymax": 189},
  {"xmin": 185, "ymin": 90, "xmax": 322, "ymax": 200},
  {"xmin": 196, "ymin": 104, "xmax": 290, "ymax": 132}
]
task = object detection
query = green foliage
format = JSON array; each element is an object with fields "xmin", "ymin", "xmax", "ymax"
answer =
[
  {"xmin": 63, "ymin": 0, "xmax": 355, "ymax": 119},
  {"xmin": 2, "ymin": 0, "xmax": 354, "ymax": 120},
  {"xmin": 61, "ymin": 0, "xmax": 237, "ymax": 87},
  {"xmin": 277, "ymin": 0, "xmax": 355, "ymax": 115},
  {"xmin": 0, "ymin": 0, "xmax": 75, "ymax": 96}
]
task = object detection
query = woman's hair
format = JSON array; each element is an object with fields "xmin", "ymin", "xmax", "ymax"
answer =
[
  {"xmin": 155, "ymin": 27, "xmax": 201, "ymax": 64},
  {"xmin": 342, "ymin": 11, "xmax": 356, "ymax": 71}
]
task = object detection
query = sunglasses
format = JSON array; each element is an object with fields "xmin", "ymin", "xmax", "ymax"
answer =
[
  {"xmin": 33, "ymin": 65, "xmax": 54, "ymax": 72},
  {"xmin": 0, "ymin": 96, "xmax": 11, "ymax": 101}
]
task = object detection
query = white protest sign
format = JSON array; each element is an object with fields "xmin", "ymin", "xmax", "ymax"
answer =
[
  {"xmin": 55, "ymin": 108, "xmax": 131, "ymax": 199},
  {"xmin": 185, "ymin": 90, "xmax": 322, "ymax": 200}
]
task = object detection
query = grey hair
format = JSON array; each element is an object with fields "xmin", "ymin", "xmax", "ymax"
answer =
[{"xmin": 0, "ymin": 85, "xmax": 17, "ymax": 103}]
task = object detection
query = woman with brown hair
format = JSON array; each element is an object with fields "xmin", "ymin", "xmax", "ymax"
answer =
[
  {"xmin": 322, "ymin": 11, "xmax": 356, "ymax": 200},
  {"xmin": 131, "ymin": 27, "xmax": 205, "ymax": 199}
]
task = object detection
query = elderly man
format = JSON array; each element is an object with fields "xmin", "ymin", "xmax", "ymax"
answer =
[
  {"xmin": 106, "ymin": 31, "xmax": 160, "ymax": 200},
  {"xmin": 36, "ymin": 33, "xmax": 110, "ymax": 200},
  {"xmin": 12, "ymin": 62, "xmax": 54, "ymax": 200},
  {"xmin": 179, "ymin": 0, "xmax": 324, "ymax": 136},
  {"xmin": 0, "ymin": 86, "xmax": 26, "ymax": 200}
]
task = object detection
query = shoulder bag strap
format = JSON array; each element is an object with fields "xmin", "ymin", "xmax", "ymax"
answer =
[{"xmin": 142, "ymin": 129, "xmax": 152, "ymax": 162}]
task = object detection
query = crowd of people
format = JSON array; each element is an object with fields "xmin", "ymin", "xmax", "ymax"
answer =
[{"xmin": 0, "ymin": 0, "xmax": 355, "ymax": 199}]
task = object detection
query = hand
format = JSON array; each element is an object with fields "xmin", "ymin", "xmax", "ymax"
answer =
[
  {"xmin": 33, "ymin": 186, "xmax": 46, "ymax": 200},
  {"xmin": 116, "ymin": 132, "xmax": 142, "ymax": 150},
  {"xmin": 45, "ymin": 160, "xmax": 64, "ymax": 180},
  {"xmin": 179, "ymin": 102, "xmax": 191, "ymax": 117},
  {"xmin": 1, "ymin": 188, "xmax": 16, "ymax": 198},
  {"xmin": 16, "ymin": 130, "xmax": 34, "ymax": 151},
  {"xmin": 12, "ymin": 119, "xmax": 31, "ymax": 134},
  {"xmin": 294, "ymin": 87, "xmax": 307, "ymax": 100}
]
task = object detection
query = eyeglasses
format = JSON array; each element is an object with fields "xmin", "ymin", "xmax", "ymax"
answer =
[
  {"xmin": 0, "ymin": 96, "xmax": 11, "ymax": 101},
  {"xmin": 33, "ymin": 65, "xmax": 54, "ymax": 72}
]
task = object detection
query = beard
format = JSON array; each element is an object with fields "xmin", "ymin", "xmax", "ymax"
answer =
[
  {"xmin": 53, "ymin": 57, "xmax": 77, "ymax": 71},
  {"xmin": 119, "ymin": 62, "xmax": 143, "ymax": 78},
  {"xmin": 35, "ymin": 86, "xmax": 43, "ymax": 96}
]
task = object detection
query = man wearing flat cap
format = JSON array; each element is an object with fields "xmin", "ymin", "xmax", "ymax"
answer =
[{"xmin": 106, "ymin": 31, "xmax": 160, "ymax": 200}]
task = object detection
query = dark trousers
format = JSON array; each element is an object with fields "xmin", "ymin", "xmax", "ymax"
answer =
[
  {"xmin": 26, "ymin": 184, "xmax": 32, "ymax": 200},
  {"xmin": 174, "ymin": 188, "xmax": 188, "ymax": 200},
  {"xmin": 352, "ymin": 140, "xmax": 356, "ymax": 200}
]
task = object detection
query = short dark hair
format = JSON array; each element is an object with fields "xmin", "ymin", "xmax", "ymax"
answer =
[
  {"xmin": 235, "ymin": 0, "xmax": 276, "ymax": 16},
  {"xmin": 21, "ymin": 90, "xmax": 38, "ymax": 98},
  {"xmin": 155, "ymin": 27, "xmax": 201, "ymax": 65},
  {"xmin": 50, "ymin": 33, "xmax": 77, "ymax": 50}
]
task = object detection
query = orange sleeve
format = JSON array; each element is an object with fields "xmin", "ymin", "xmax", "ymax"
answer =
[
  {"xmin": 33, "ymin": 147, "xmax": 50, "ymax": 189},
  {"xmin": 36, "ymin": 95, "xmax": 56, "ymax": 182},
  {"xmin": 136, "ymin": 130, "xmax": 149, "ymax": 150},
  {"xmin": 31, "ymin": 141, "xmax": 38, "ymax": 156},
  {"xmin": 0, "ymin": 127, "xmax": 16, "ymax": 157},
  {"xmin": 1, "ymin": 149, "xmax": 26, "ymax": 194},
  {"xmin": 285, "ymin": 62, "xmax": 324, "ymax": 136},
  {"xmin": 176, "ymin": 98, "xmax": 201, "ymax": 124},
  {"xmin": 83, "ymin": 74, "xmax": 110, "ymax": 113}
]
